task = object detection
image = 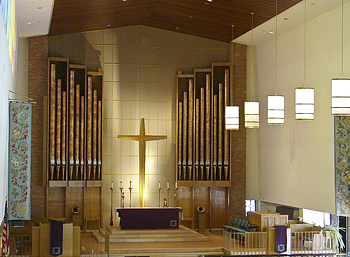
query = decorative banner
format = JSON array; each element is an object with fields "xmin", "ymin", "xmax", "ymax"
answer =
[
  {"xmin": 335, "ymin": 116, "xmax": 350, "ymax": 216},
  {"xmin": 275, "ymin": 226, "xmax": 287, "ymax": 253},
  {"xmin": 8, "ymin": 102, "xmax": 31, "ymax": 220}
]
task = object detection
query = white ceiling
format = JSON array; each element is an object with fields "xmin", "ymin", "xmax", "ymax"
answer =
[
  {"xmin": 16, "ymin": 0, "xmax": 54, "ymax": 38},
  {"xmin": 234, "ymin": 0, "xmax": 350, "ymax": 46}
]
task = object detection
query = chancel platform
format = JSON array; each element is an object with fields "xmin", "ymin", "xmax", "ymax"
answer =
[{"xmin": 115, "ymin": 207, "xmax": 183, "ymax": 229}]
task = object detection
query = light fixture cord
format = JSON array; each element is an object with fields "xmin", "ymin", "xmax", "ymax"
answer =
[
  {"xmin": 251, "ymin": 12, "xmax": 254, "ymax": 101},
  {"xmin": 304, "ymin": 0, "xmax": 306, "ymax": 88},
  {"xmin": 275, "ymin": 0, "xmax": 278, "ymax": 96}
]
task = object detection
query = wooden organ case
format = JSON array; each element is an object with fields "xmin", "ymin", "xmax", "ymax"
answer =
[
  {"xmin": 176, "ymin": 63, "xmax": 231, "ymax": 230},
  {"xmin": 44, "ymin": 57, "xmax": 103, "ymax": 231}
]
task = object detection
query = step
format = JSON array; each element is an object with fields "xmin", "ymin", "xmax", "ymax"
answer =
[
  {"xmin": 108, "ymin": 247, "xmax": 225, "ymax": 257},
  {"xmin": 94, "ymin": 225, "xmax": 209, "ymax": 243}
]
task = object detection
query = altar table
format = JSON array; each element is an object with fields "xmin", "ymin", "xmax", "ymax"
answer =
[{"xmin": 115, "ymin": 208, "xmax": 182, "ymax": 229}]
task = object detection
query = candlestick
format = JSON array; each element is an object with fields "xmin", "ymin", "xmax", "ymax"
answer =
[
  {"xmin": 110, "ymin": 181, "xmax": 114, "ymax": 226},
  {"xmin": 166, "ymin": 186, "xmax": 170, "ymax": 208},
  {"xmin": 166, "ymin": 181, "xmax": 170, "ymax": 189},
  {"xmin": 158, "ymin": 181, "xmax": 162, "ymax": 208},
  {"xmin": 121, "ymin": 192, "xmax": 125, "ymax": 209},
  {"xmin": 119, "ymin": 182, "xmax": 124, "ymax": 208},
  {"xmin": 174, "ymin": 186, "xmax": 178, "ymax": 208},
  {"xmin": 128, "ymin": 181, "xmax": 133, "ymax": 208}
]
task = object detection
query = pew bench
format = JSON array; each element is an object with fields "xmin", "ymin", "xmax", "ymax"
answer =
[{"xmin": 222, "ymin": 216, "xmax": 259, "ymax": 234}]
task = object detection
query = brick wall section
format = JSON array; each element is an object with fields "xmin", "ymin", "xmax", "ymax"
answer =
[
  {"xmin": 28, "ymin": 36, "xmax": 48, "ymax": 219},
  {"xmin": 229, "ymin": 43, "xmax": 247, "ymax": 217}
]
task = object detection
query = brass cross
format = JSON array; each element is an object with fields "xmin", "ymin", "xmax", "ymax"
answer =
[{"xmin": 117, "ymin": 118, "xmax": 167, "ymax": 207}]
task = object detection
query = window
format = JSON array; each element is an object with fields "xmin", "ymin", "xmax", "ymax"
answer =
[
  {"xmin": 246, "ymin": 200, "xmax": 256, "ymax": 216},
  {"xmin": 302, "ymin": 209, "xmax": 331, "ymax": 227}
]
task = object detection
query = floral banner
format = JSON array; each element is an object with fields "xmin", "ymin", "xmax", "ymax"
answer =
[
  {"xmin": 335, "ymin": 116, "xmax": 350, "ymax": 216},
  {"xmin": 8, "ymin": 102, "xmax": 31, "ymax": 220}
]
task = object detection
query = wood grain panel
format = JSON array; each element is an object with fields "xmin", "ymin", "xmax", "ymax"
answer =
[
  {"xmin": 194, "ymin": 187, "xmax": 210, "ymax": 230},
  {"xmin": 47, "ymin": 188, "xmax": 66, "ymax": 219},
  {"xmin": 176, "ymin": 186, "xmax": 192, "ymax": 218},
  {"xmin": 66, "ymin": 187, "xmax": 84, "ymax": 227},
  {"xmin": 49, "ymin": 0, "xmax": 301, "ymax": 42},
  {"xmin": 210, "ymin": 187, "xmax": 227, "ymax": 229},
  {"xmin": 84, "ymin": 187, "xmax": 101, "ymax": 218}
]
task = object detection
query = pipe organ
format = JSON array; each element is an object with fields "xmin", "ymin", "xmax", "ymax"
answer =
[
  {"xmin": 176, "ymin": 64, "xmax": 232, "ymax": 231},
  {"xmin": 47, "ymin": 60, "xmax": 103, "ymax": 186},
  {"xmin": 176, "ymin": 64, "xmax": 231, "ymax": 185},
  {"xmin": 46, "ymin": 57, "xmax": 103, "ymax": 230}
]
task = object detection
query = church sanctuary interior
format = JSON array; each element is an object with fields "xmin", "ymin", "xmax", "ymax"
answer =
[{"xmin": 2, "ymin": 0, "xmax": 350, "ymax": 256}]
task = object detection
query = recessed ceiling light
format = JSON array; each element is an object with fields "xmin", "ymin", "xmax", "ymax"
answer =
[
  {"xmin": 26, "ymin": 21, "xmax": 32, "ymax": 25},
  {"xmin": 205, "ymin": 0, "xmax": 212, "ymax": 4},
  {"xmin": 176, "ymin": 27, "xmax": 180, "ymax": 30},
  {"xmin": 269, "ymin": 31, "xmax": 274, "ymax": 34},
  {"xmin": 107, "ymin": 24, "xmax": 111, "ymax": 27}
]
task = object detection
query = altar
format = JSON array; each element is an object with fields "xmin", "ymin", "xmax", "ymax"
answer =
[{"xmin": 115, "ymin": 208, "xmax": 183, "ymax": 229}]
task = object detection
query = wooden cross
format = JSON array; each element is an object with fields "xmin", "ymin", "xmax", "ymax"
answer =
[{"xmin": 117, "ymin": 118, "xmax": 167, "ymax": 207}]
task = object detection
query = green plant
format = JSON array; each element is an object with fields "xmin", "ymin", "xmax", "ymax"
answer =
[{"xmin": 318, "ymin": 222, "xmax": 345, "ymax": 252}]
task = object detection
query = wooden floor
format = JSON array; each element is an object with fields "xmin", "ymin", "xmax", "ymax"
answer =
[{"xmin": 81, "ymin": 227, "xmax": 226, "ymax": 257}]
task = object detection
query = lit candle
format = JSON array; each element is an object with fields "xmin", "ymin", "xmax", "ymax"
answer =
[
  {"xmin": 120, "ymin": 181, "xmax": 122, "ymax": 188},
  {"xmin": 175, "ymin": 182, "xmax": 177, "ymax": 189},
  {"xmin": 111, "ymin": 181, "xmax": 114, "ymax": 189},
  {"xmin": 158, "ymin": 181, "xmax": 161, "ymax": 188},
  {"xmin": 167, "ymin": 181, "xmax": 170, "ymax": 189},
  {"xmin": 130, "ymin": 180, "xmax": 132, "ymax": 188}
]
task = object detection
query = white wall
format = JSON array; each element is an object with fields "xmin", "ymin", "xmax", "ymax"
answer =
[
  {"xmin": 0, "ymin": 16, "xmax": 12, "ymax": 219},
  {"xmin": 246, "ymin": 47, "xmax": 260, "ymax": 200},
  {"xmin": 247, "ymin": 3, "xmax": 350, "ymax": 214},
  {"xmin": 15, "ymin": 37, "xmax": 28, "ymax": 95}
]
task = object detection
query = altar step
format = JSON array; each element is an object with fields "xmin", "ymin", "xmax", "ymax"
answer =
[
  {"xmin": 93, "ymin": 225, "xmax": 210, "ymax": 243},
  {"xmin": 108, "ymin": 247, "xmax": 225, "ymax": 257}
]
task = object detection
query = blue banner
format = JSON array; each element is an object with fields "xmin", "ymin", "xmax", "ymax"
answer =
[{"xmin": 8, "ymin": 102, "xmax": 31, "ymax": 220}]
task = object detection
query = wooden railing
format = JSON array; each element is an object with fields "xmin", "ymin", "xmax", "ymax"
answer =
[{"xmin": 223, "ymin": 230, "xmax": 336, "ymax": 256}]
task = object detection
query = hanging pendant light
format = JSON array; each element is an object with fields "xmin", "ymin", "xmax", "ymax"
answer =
[
  {"xmin": 332, "ymin": 0, "xmax": 350, "ymax": 115},
  {"xmin": 268, "ymin": 0, "xmax": 284, "ymax": 125},
  {"xmin": 245, "ymin": 12, "xmax": 260, "ymax": 128},
  {"xmin": 225, "ymin": 25, "xmax": 240, "ymax": 130},
  {"xmin": 296, "ymin": 0, "xmax": 314, "ymax": 120},
  {"xmin": 295, "ymin": 88, "xmax": 314, "ymax": 119},
  {"xmin": 225, "ymin": 106, "xmax": 239, "ymax": 130}
]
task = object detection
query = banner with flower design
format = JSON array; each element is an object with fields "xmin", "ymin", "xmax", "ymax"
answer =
[
  {"xmin": 8, "ymin": 102, "xmax": 31, "ymax": 220},
  {"xmin": 335, "ymin": 116, "xmax": 350, "ymax": 216}
]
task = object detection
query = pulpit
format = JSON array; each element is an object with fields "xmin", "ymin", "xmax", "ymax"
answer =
[{"xmin": 115, "ymin": 208, "xmax": 183, "ymax": 229}]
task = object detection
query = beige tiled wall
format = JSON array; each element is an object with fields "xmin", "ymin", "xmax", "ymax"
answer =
[{"xmin": 49, "ymin": 25, "xmax": 229, "ymax": 226}]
